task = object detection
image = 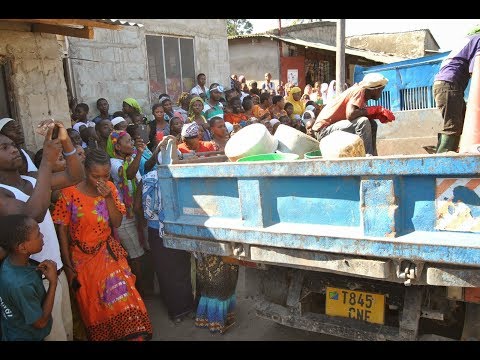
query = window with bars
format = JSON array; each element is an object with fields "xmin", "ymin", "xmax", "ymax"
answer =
[
  {"xmin": 400, "ymin": 86, "xmax": 435, "ymax": 110},
  {"xmin": 146, "ymin": 35, "xmax": 195, "ymax": 105},
  {"xmin": 366, "ymin": 90, "xmax": 391, "ymax": 109}
]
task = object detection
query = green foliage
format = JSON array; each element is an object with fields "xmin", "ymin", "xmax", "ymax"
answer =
[{"xmin": 227, "ymin": 19, "xmax": 253, "ymax": 37}]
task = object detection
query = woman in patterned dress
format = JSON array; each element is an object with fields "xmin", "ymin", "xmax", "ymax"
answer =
[
  {"xmin": 195, "ymin": 253, "xmax": 239, "ymax": 334},
  {"xmin": 52, "ymin": 149, "xmax": 152, "ymax": 341}
]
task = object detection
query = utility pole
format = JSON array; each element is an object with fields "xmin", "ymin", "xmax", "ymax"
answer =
[
  {"xmin": 278, "ymin": 19, "xmax": 282, "ymax": 88},
  {"xmin": 336, "ymin": 19, "xmax": 346, "ymax": 95}
]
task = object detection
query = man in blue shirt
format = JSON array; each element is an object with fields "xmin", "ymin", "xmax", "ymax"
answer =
[
  {"xmin": 433, "ymin": 32, "xmax": 480, "ymax": 152},
  {"xmin": 90, "ymin": 98, "xmax": 113, "ymax": 124}
]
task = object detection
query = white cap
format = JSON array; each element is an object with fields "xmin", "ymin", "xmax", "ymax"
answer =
[
  {"xmin": 359, "ymin": 73, "xmax": 388, "ymax": 89},
  {"xmin": 111, "ymin": 117, "xmax": 126, "ymax": 127},
  {"xmin": 0, "ymin": 118, "xmax": 14, "ymax": 132}
]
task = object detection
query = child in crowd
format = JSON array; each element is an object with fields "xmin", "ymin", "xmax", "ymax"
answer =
[
  {"xmin": 0, "ymin": 214, "xmax": 58, "ymax": 341},
  {"xmin": 284, "ymin": 102, "xmax": 294, "ymax": 121},
  {"xmin": 169, "ymin": 116, "xmax": 184, "ymax": 144}
]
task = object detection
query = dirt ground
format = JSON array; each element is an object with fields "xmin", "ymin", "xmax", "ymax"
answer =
[{"xmin": 145, "ymin": 267, "xmax": 341, "ymax": 341}]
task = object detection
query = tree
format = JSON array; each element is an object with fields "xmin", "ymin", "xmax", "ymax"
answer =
[{"xmin": 227, "ymin": 19, "xmax": 253, "ymax": 37}]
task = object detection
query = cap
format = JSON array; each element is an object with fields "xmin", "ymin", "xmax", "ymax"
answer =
[
  {"xmin": 359, "ymin": 73, "xmax": 388, "ymax": 89},
  {"xmin": 0, "ymin": 118, "xmax": 14, "ymax": 132},
  {"xmin": 111, "ymin": 117, "xmax": 127, "ymax": 127}
]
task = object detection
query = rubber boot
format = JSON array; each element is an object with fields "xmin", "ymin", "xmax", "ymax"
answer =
[{"xmin": 436, "ymin": 134, "xmax": 460, "ymax": 153}]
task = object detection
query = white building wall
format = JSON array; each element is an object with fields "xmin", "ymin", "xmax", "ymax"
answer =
[
  {"xmin": 68, "ymin": 19, "xmax": 230, "ymax": 119},
  {"xmin": 228, "ymin": 38, "xmax": 280, "ymax": 88}
]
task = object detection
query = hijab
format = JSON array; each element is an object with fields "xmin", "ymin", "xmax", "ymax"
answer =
[{"xmin": 286, "ymin": 87, "xmax": 305, "ymax": 116}]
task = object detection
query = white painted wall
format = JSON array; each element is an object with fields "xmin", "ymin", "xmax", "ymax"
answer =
[{"xmin": 229, "ymin": 38, "xmax": 280, "ymax": 88}]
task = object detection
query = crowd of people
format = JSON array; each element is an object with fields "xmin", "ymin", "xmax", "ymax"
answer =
[{"xmin": 0, "ymin": 67, "xmax": 397, "ymax": 341}]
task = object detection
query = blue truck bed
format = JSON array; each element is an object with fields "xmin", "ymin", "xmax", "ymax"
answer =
[{"xmin": 159, "ymin": 154, "xmax": 480, "ymax": 285}]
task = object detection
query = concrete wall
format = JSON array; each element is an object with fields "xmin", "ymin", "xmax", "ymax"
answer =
[
  {"xmin": 68, "ymin": 27, "xmax": 149, "ymax": 116},
  {"xmin": 137, "ymin": 19, "xmax": 230, "ymax": 88},
  {"xmin": 267, "ymin": 22, "xmax": 337, "ymax": 46},
  {"xmin": 68, "ymin": 19, "xmax": 229, "ymax": 119},
  {"xmin": 346, "ymin": 31, "xmax": 438, "ymax": 59},
  {"xmin": 425, "ymin": 34, "xmax": 439, "ymax": 53},
  {"xmin": 228, "ymin": 38, "xmax": 279, "ymax": 88},
  {"xmin": 282, "ymin": 24, "xmax": 336, "ymax": 46},
  {"xmin": 0, "ymin": 30, "xmax": 70, "ymax": 152}
]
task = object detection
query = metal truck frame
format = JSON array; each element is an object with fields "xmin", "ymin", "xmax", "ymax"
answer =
[{"xmin": 158, "ymin": 153, "xmax": 480, "ymax": 340}]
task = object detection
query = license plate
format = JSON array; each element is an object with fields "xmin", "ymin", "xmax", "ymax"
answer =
[{"xmin": 325, "ymin": 286, "xmax": 385, "ymax": 325}]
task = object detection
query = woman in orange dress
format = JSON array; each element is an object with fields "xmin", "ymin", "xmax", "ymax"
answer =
[{"xmin": 52, "ymin": 149, "xmax": 152, "ymax": 341}]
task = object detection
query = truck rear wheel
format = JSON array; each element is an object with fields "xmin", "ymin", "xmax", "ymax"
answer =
[{"xmin": 461, "ymin": 303, "xmax": 480, "ymax": 340}]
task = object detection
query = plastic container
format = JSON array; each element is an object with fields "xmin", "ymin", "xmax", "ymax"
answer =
[
  {"xmin": 320, "ymin": 131, "xmax": 366, "ymax": 159},
  {"xmin": 304, "ymin": 150, "xmax": 322, "ymax": 159},
  {"xmin": 273, "ymin": 124, "xmax": 320, "ymax": 159},
  {"xmin": 225, "ymin": 123, "xmax": 278, "ymax": 162},
  {"xmin": 237, "ymin": 153, "xmax": 299, "ymax": 162}
]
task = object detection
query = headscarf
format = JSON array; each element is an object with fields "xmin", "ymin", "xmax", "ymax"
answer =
[
  {"xmin": 188, "ymin": 96, "xmax": 205, "ymax": 118},
  {"xmin": 159, "ymin": 95, "xmax": 171, "ymax": 105},
  {"xmin": 286, "ymin": 87, "xmax": 305, "ymax": 116},
  {"xmin": 106, "ymin": 130, "xmax": 136, "ymax": 218},
  {"xmin": 270, "ymin": 118, "xmax": 280, "ymax": 126},
  {"xmin": 320, "ymin": 83, "xmax": 328, "ymax": 101},
  {"xmin": 177, "ymin": 92, "xmax": 190, "ymax": 106},
  {"xmin": 303, "ymin": 84, "xmax": 312, "ymax": 95},
  {"xmin": 181, "ymin": 122, "xmax": 199, "ymax": 138},
  {"xmin": 325, "ymin": 80, "xmax": 337, "ymax": 104},
  {"xmin": 123, "ymin": 98, "xmax": 142, "ymax": 115},
  {"xmin": 301, "ymin": 110, "xmax": 315, "ymax": 125}
]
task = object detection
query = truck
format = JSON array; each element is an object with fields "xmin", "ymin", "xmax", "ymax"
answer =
[{"xmin": 157, "ymin": 152, "xmax": 480, "ymax": 340}]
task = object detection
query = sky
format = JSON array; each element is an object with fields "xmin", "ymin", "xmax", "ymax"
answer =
[{"xmin": 248, "ymin": 19, "xmax": 480, "ymax": 52}]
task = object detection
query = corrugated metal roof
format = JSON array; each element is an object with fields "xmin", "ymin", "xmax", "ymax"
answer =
[
  {"xmin": 228, "ymin": 34, "xmax": 407, "ymax": 64},
  {"xmin": 228, "ymin": 33, "xmax": 268, "ymax": 40},
  {"xmin": 90, "ymin": 19, "xmax": 144, "ymax": 28}
]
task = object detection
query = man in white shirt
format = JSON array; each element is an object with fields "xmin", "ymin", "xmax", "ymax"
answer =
[
  {"xmin": 261, "ymin": 72, "xmax": 276, "ymax": 95},
  {"xmin": 190, "ymin": 73, "xmax": 207, "ymax": 100}
]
